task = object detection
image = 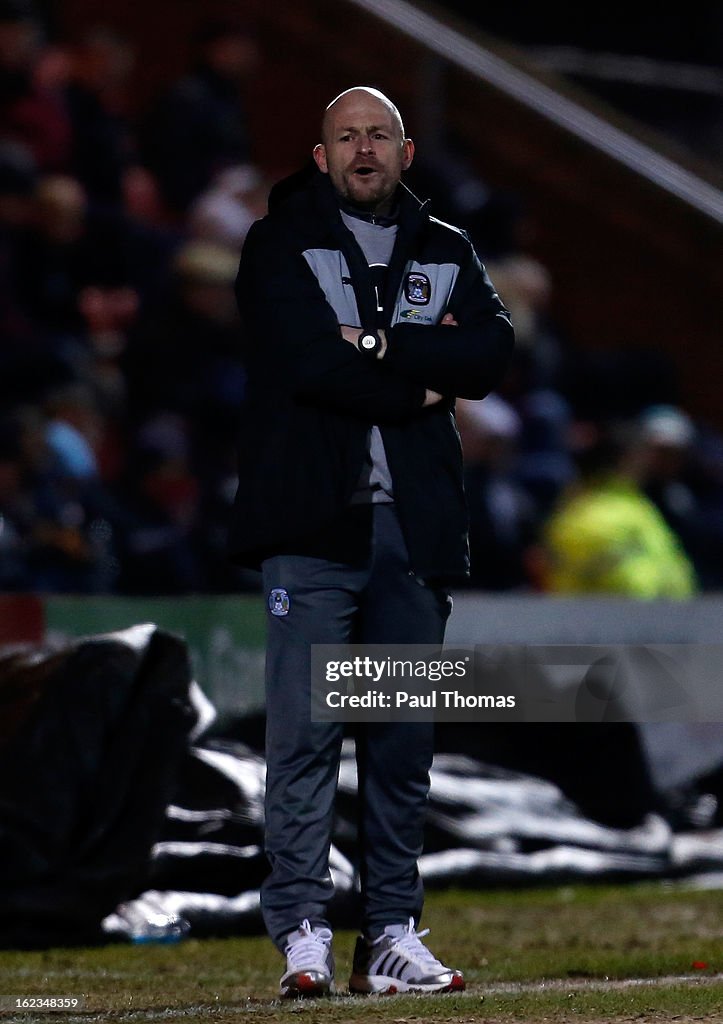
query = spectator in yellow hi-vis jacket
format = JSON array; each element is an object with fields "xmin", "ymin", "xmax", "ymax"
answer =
[{"xmin": 542, "ymin": 421, "xmax": 697, "ymax": 598}]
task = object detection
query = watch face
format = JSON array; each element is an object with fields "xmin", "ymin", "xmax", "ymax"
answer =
[{"xmin": 360, "ymin": 333, "xmax": 378, "ymax": 351}]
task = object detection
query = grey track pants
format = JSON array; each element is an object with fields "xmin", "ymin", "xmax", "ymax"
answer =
[{"xmin": 260, "ymin": 504, "xmax": 451, "ymax": 949}]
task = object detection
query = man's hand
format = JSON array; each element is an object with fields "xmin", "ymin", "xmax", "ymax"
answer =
[
  {"xmin": 340, "ymin": 313, "xmax": 457, "ymax": 406},
  {"xmin": 340, "ymin": 325, "xmax": 387, "ymax": 358}
]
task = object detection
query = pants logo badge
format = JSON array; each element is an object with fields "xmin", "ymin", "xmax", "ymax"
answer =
[{"xmin": 268, "ymin": 588, "xmax": 290, "ymax": 616}]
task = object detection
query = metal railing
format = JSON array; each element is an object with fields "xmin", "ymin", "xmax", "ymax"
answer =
[{"xmin": 346, "ymin": 0, "xmax": 723, "ymax": 224}]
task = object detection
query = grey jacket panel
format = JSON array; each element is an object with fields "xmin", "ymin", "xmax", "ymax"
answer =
[
  {"xmin": 303, "ymin": 248, "xmax": 361, "ymax": 327},
  {"xmin": 303, "ymin": 249, "xmax": 459, "ymax": 331}
]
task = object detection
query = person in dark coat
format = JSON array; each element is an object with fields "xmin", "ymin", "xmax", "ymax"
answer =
[{"xmin": 230, "ymin": 87, "xmax": 514, "ymax": 998}]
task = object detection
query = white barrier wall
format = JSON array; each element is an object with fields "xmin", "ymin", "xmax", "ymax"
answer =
[
  {"xmin": 446, "ymin": 594, "xmax": 723, "ymax": 791},
  {"xmin": 446, "ymin": 594, "xmax": 723, "ymax": 645}
]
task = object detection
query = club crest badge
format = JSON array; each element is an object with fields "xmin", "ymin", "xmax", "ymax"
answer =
[
  {"xmin": 268, "ymin": 588, "xmax": 290, "ymax": 616},
  {"xmin": 404, "ymin": 271, "xmax": 431, "ymax": 305}
]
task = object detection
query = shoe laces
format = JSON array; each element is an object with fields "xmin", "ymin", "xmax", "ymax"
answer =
[
  {"xmin": 285, "ymin": 919, "xmax": 332, "ymax": 971},
  {"xmin": 374, "ymin": 917, "xmax": 445, "ymax": 970}
]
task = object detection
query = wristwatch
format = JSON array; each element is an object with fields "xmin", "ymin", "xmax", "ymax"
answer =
[{"xmin": 357, "ymin": 329, "xmax": 383, "ymax": 357}]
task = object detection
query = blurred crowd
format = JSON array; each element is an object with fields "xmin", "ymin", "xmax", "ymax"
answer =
[{"xmin": 1, "ymin": 0, "xmax": 722, "ymax": 596}]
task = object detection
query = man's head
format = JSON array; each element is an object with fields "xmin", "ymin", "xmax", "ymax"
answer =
[{"xmin": 313, "ymin": 87, "xmax": 414, "ymax": 213}]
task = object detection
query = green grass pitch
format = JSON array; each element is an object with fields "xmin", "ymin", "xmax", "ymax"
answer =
[{"xmin": 1, "ymin": 883, "xmax": 723, "ymax": 1022}]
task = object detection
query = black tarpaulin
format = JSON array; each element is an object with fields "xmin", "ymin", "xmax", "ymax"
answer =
[{"xmin": 0, "ymin": 625, "xmax": 197, "ymax": 948}]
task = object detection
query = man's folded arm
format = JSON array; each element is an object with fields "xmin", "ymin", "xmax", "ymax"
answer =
[
  {"xmin": 236, "ymin": 222, "xmax": 427, "ymax": 422},
  {"xmin": 383, "ymin": 247, "xmax": 514, "ymax": 400}
]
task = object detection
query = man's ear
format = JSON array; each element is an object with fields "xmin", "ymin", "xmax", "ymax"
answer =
[
  {"xmin": 313, "ymin": 143, "xmax": 328, "ymax": 174},
  {"xmin": 402, "ymin": 138, "xmax": 415, "ymax": 172}
]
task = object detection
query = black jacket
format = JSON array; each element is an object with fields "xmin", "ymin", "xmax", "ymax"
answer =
[{"xmin": 228, "ymin": 169, "xmax": 514, "ymax": 581}]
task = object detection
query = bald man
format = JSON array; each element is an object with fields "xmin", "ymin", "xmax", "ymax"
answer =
[{"xmin": 230, "ymin": 87, "xmax": 513, "ymax": 997}]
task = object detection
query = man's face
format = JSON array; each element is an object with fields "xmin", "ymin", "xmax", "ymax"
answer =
[{"xmin": 313, "ymin": 91, "xmax": 414, "ymax": 211}]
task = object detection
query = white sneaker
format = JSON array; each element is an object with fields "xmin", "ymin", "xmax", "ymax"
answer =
[
  {"xmin": 279, "ymin": 919, "xmax": 335, "ymax": 998},
  {"xmin": 348, "ymin": 917, "xmax": 465, "ymax": 994}
]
